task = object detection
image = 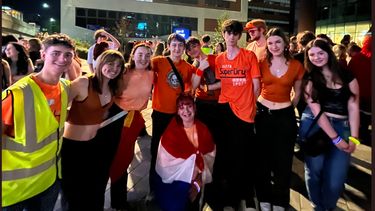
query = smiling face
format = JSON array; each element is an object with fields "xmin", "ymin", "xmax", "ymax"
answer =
[
  {"xmin": 168, "ymin": 39, "xmax": 185, "ymax": 59},
  {"xmin": 186, "ymin": 43, "xmax": 201, "ymax": 59},
  {"xmin": 248, "ymin": 27, "xmax": 262, "ymax": 41},
  {"xmin": 42, "ymin": 45, "xmax": 74, "ymax": 74},
  {"xmin": 177, "ymin": 100, "xmax": 195, "ymax": 124},
  {"xmin": 267, "ymin": 35, "xmax": 286, "ymax": 57},
  {"xmin": 101, "ymin": 59, "xmax": 123, "ymax": 79},
  {"xmin": 5, "ymin": 43, "xmax": 19, "ymax": 59},
  {"xmin": 133, "ymin": 46, "xmax": 152, "ymax": 70},
  {"xmin": 307, "ymin": 46, "xmax": 329, "ymax": 68}
]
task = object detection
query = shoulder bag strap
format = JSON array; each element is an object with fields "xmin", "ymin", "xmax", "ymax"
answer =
[
  {"xmin": 166, "ymin": 57, "xmax": 185, "ymax": 93},
  {"xmin": 305, "ymin": 109, "xmax": 325, "ymax": 136}
]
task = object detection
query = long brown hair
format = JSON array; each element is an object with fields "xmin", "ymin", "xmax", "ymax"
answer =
[
  {"xmin": 302, "ymin": 38, "xmax": 353, "ymax": 103},
  {"xmin": 92, "ymin": 50, "xmax": 125, "ymax": 96}
]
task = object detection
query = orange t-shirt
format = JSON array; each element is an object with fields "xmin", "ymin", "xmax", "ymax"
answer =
[
  {"xmin": 115, "ymin": 69, "xmax": 154, "ymax": 111},
  {"xmin": 152, "ymin": 56, "xmax": 196, "ymax": 114},
  {"xmin": 215, "ymin": 48, "xmax": 261, "ymax": 123},
  {"xmin": 259, "ymin": 59, "xmax": 305, "ymax": 102},
  {"xmin": 246, "ymin": 41, "xmax": 267, "ymax": 62},
  {"xmin": 2, "ymin": 75, "xmax": 62, "ymax": 137}
]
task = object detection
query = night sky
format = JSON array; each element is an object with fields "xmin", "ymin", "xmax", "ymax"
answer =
[{"xmin": 3, "ymin": 0, "xmax": 60, "ymax": 31}]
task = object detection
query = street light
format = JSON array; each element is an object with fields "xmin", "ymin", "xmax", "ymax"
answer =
[
  {"xmin": 42, "ymin": 3, "xmax": 50, "ymax": 8},
  {"xmin": 50, "ymin": 18, "xmax": 56, "ymax": 22}
]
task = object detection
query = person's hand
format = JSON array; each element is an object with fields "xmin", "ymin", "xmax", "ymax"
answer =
[
  {"xmin": 189, "ymin": 174, "xmax": 202, "ymax": 202},
  {"xmin": 188, "ymin": 183, "xmax": 199, "ymax": 202},
  {"xmin": 335, "ymin": 138, "xmax": 354, "ymax": 153},
  {"xmin": 197, "ymin": 58, "xmax": 209, "ymax": 70},
  {"xmin": 344, "ymin": 141, "xmax": 356, "ymax": 153}
]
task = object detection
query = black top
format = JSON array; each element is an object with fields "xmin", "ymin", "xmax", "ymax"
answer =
[{"xmin": 319, "ymin": 71, "xmax": 355, "ymax": 115}]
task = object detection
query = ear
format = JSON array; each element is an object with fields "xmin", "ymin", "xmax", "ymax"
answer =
[
  {"xmin": 40, "ymin": 49, "xmax": 46, "ymax": 60},
  {"xmin": 260, "ymin": 28, "xmax": 265, "ymax": 35}
]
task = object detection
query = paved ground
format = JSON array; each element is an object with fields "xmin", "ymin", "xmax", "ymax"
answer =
[
  {"xmin": 55, "ymin": 61, "xmax": 371, "ymax": 211},
  {"xmin": 54, "ymin": 100, "xmax": 371, "ymax": 211}
]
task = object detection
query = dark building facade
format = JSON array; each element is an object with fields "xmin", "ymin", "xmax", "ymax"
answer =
[
  {"xmin": 315, "ymin": 0, "xmax": 371, "ymax": 45},
  {"xmin": 247, "ymin": 0, "xmax": 292, "ymax": 34}
]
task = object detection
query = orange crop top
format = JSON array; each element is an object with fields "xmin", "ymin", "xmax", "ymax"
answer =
[
  {"xmin": 259, "ymin": 59, "xmax": 304, "ymax": 102},
  {"xmin": 67, "ymin": 77, "xmax": 113, "ymax": 125}
]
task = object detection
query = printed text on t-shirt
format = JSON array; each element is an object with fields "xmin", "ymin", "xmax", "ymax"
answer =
[{"xmin": 219, "ymin": 67, "xmax": 248, "ymax": 86}]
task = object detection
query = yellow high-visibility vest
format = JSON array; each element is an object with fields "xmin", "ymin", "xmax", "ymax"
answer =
[{"xmin": 2, "ymin": 76, "xmax": 69, "ymax": 207}]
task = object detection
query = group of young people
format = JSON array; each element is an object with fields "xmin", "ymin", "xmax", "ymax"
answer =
[{"xmin": 2, "ymin": 17, "xmax": 364, "ymax": 211}]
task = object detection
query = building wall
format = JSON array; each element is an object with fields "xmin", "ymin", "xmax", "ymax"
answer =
[
  {"xmin": 2, "ymin": 12, "xmax": 37, "ymax": 37},
  {"xmin": 315, "ymin": 0, "xmax": 371, "ymax": 45},
  {"xmin": 60, "ymin": 0, "xmax": 248, "ymax": 42},
  {"xmin": 248, "ymin": 0, "xmax": 292, "ymax": 34}
]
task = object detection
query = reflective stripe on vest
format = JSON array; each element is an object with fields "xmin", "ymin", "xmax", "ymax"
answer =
[
  {"xmin": 2, "ymin": 157, "xmax": 57, "ymax": 181},
  {"xmin": 2, "ymin": 78, "xmax": 69, "ymax": 181},
  {"xmin": 2, "ymin": 84, "xmax": 64, "ymax": 153}
]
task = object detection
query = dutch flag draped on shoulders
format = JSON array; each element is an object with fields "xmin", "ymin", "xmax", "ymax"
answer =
[{"xmin": 155, "ymin": 117, "xmax": 215, "ymax": 211}]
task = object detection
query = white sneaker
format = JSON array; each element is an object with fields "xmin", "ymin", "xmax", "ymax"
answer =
[{"xmin": 259, "ymin": 202, "xmax": 271, "ymax": 211}]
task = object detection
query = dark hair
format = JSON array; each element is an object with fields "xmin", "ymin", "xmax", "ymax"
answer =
[
  {"xmin": 5, "ymin": 42, "xmax": 29, "ymax": 75},
  {"xmin": 265, "ymin": 27, "xmax": 292, "ymax": 64},
  {"xmin": 92, "ymin": 50, "xmax": 125, "ymax": 97},
  {"xmin": 348, "ymin": 43, "xmax": 362, "ymax": 53},
  {"xmin": 42, "ymin": 33, "xmax": 75, "ymax": 50},
  {"xmin": 123, "ymin": 41, "xmax": 135, "ymax": 62},
  {"xmin": 221, "ymin": 19, "xmax": 243, "ymax": 36},
  {"xmin": 167, "ymin": 33, "xmax": 186, "ymax": 46},
  {"xmin": 93, "ymin": 41, "xmax": 109, "ymax": 60},
  {"xmin": 215, "ymin": 42, "xmax": 225, "ymax": 54},
  {"xmin": 153, "ymin": 42, "xmax": 165, "ymax": 57},
  {"xmin": 340, "ymin": 34, "xmax": 351, "ymax": 46},
  {"xmin": 302, "ymin": 38, "xmax": 352, "ymax": 102},
  {"xmin": 175, "ymin": 93, "xmax": 196, "ymax": 126},
  {"xmin": 201, "ymin": 34, "xmax": 210, "ymax": 43},
  {"xmin": 127, "ymin": 43, "xmax": 152, "ymax": 70},
  {"xmin": 297, "ymin": 31, "xmax": 315, "ymax": 47},
  {"xmin": 186, "ymin": 36, "xmax": 200, "ymax": 51},
  {"xmin": 316, "ymin": 34, "xmax": 334, "ymax": 47},
  {"xmin": 2, "ymin": 35, "xmax": 18, "ymax": 46},
  {"xmin": 28, "ymin": 38, "xmax": 42, "ymax": 52}
]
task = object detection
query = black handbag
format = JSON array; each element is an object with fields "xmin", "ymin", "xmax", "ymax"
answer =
[{"xmin": 301, "ymin": 110, "xmax": 333, "ymax": 157}]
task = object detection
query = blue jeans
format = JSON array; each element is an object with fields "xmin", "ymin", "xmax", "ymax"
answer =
[
  {"xmin": 2, "ymin": 180, "xmax": 60, "ymax": 211},
  {"xmin": 299, "ymin": 107, "xmax": 351, "ymax": 211}
]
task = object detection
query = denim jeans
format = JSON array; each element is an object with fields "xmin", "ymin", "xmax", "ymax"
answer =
[
  {"xmin": 299, "ymin": 107, "xmax": 351, "ymax": 211},
  {"xmin": 2, "ymin": 180, "xmax": 60, "ymax": 211}
]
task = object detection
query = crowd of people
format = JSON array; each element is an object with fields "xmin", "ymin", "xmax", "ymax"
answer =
[{"xmin": 1, "ymin": 17, "xmax": 371, "ymax": 211}]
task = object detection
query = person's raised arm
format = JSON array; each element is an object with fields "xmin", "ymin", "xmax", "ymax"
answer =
[{"xmin": 103, "ymin": 31, "xmax": 120, "ymax": 50}]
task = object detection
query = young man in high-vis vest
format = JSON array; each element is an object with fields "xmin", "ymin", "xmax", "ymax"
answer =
[{"xmin": 2, "ymin": 34, "xmax": 75, "ymax": 210}]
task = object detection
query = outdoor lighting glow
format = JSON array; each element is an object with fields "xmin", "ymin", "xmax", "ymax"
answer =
[
  {"xmin": 50, "ymin": 18, "xmax": 56, "ymax": 22},
  {"xmin": 42, "ymin": 3, "xmax": 50, "ymax": 8}
]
